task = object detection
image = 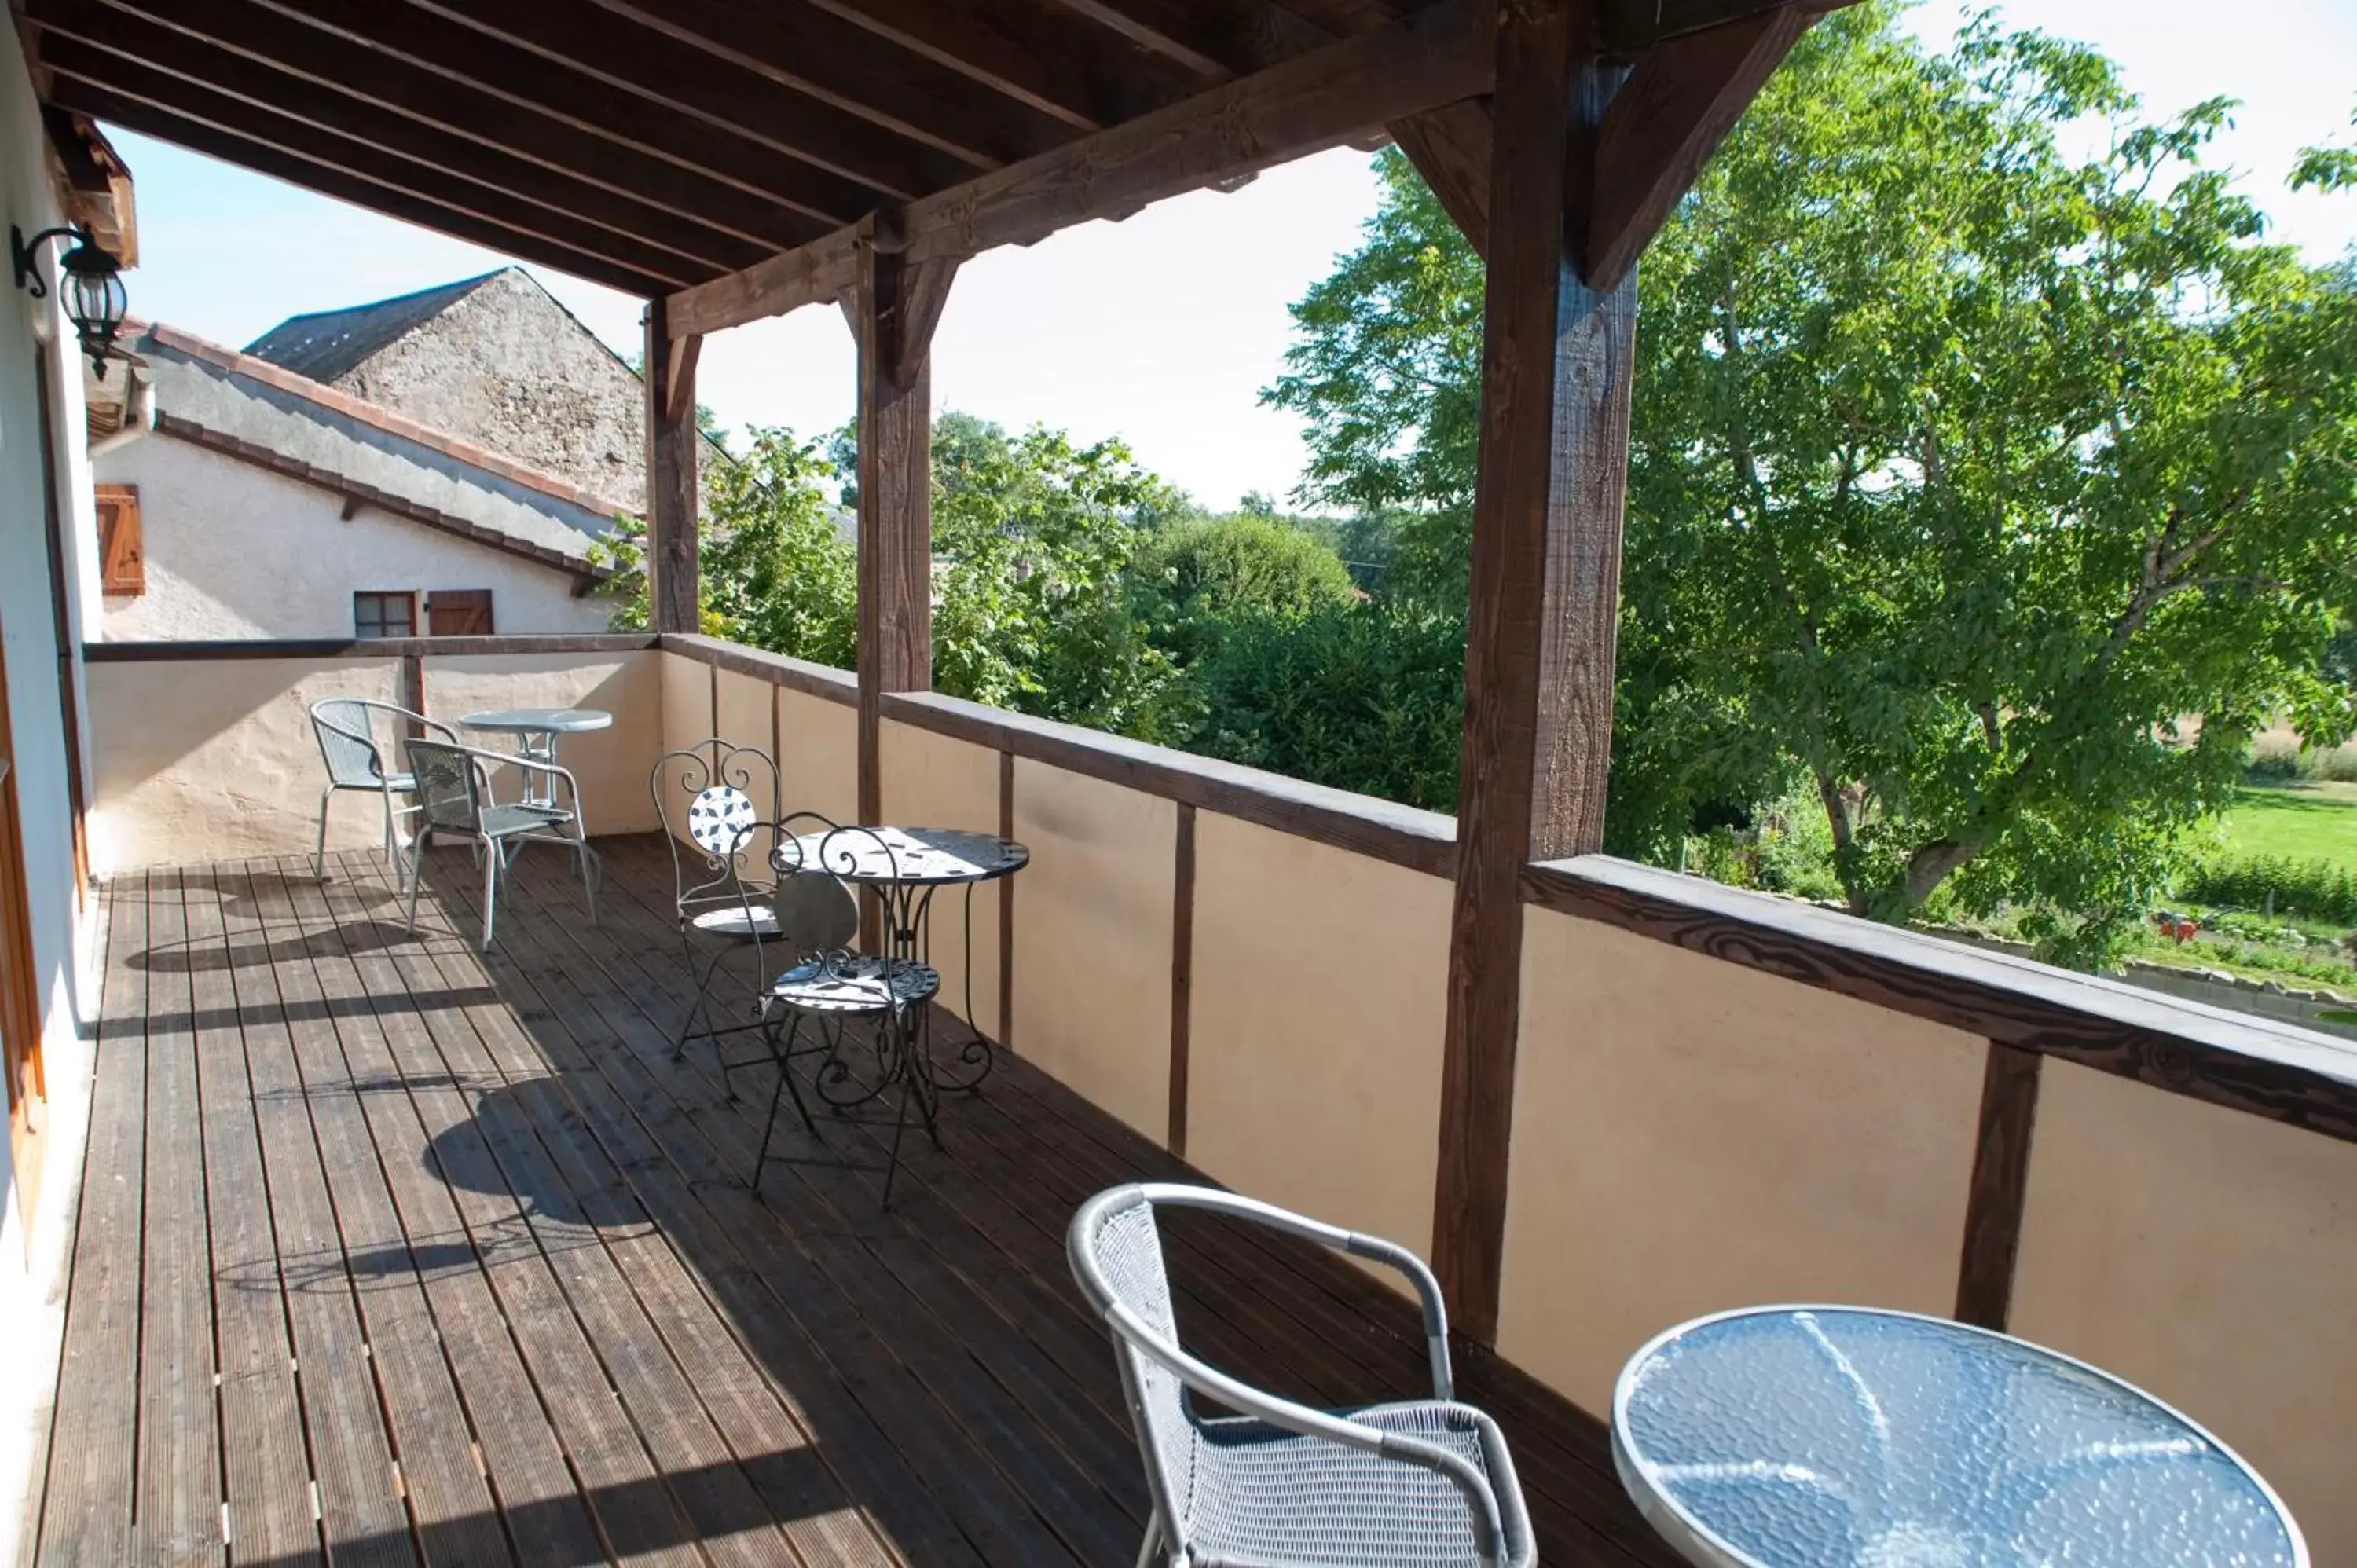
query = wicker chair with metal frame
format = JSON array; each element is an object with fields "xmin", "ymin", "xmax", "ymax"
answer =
[
  {"xmin": 307, "ymin": 697, "xmax": 456, "ymax": 886},
  {"xmin": 728, "ymin": 816, "xmax": 944, "ymax": 1205},
  {"xmin": 1069, "ymin": 1182, "xmax": 1537, "ymax": 1568},
  {"xmin": 400, "ymin": 737, "xmax": 599, "ymax": 951},
  {"xmin": 649, "ymin": 738, "xmax": 784, "ymax": 1062}
]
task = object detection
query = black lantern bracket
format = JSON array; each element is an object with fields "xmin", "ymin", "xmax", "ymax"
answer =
[{"xmin": 12, "ymin": 222, "xmax": 129, "ymax": 378}]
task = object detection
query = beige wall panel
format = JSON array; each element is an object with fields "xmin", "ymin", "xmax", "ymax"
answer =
[
  {"xmin": 1499, "ymin": 909, "xmax": 1986, "ymax": 1412},
  {"xmin": 1010, "ymin": 760, "xmax": 1175, "ymax": 1138},
  {"xmin": 880, "ymin": 721, "xmax": 1004, "ymax": 1039},
  {"xmin": 89, "ymin": 657, "xmax": 405, "ymax": 870},
  {"xmin": 2011, "ymin": 1064, "xmax": 2357, "ymax": 1564},
  {"xmin": 1188, "ymin": 814, "xmax": 1451, "ymax": 1255},
  {"xmin": 423, "ymin": 653, "xmax": 662, "ymax": 834},
  {"xmin": 660, "ymin": 650, "xmax": 714, "ymax": 760},
  {"xmin": 779, "ymin": 687, "xmax": 857, "ymax": 828},
  {"xmin": 715, "ymin": 670, "xmax": 777, "ymax": 782}
]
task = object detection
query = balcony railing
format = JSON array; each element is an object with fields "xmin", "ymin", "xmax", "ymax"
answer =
[{"xmin": 75, "ymin": 631, "xmax": 2357, "ymax": 1565}]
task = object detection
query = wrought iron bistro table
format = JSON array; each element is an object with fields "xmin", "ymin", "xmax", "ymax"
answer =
[
  {"xmin": 456, "ymin": 707, "xmax": 613, "ymax": 813},
  {"xmin": 1611, "ymin": 1305, "xmax": 2306, "ymax": 1568},
  {"xmin": 786, "ymin": 825, "xmax": 1028, "ymax": 1189}
]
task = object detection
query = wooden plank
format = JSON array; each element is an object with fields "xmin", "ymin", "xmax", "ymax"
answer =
[
  {"xmin": 1389, "ymin": 97, "xmax": 1493, "ymax": 253},
  {"xmin": 83, "ymin": 635, "xmax": 659, "ymax": 662},
  {"xmin": 1600, "ymin": 0, "xmax": 1849, "ymax": 56},
  {"xmin": 659, "ymin": 635, "xmax": 856, "ymax": 704},
  {"xmin": 256, "ymin": 862, "xmax": 608, "ymax": 1568},
  {"xmin": 394, "ymin": 0, "xmax": 974, "ymax": 197},
  {"xmin": 42, "ymin": 80, "xmax": 681, "ymax": 299},
  {"xmin": 221, "ymin": 864, "xmax": 514, "ymax": 1568},
  {"xmin": 1168, "ymin": 805, "xmax": 1195, "ymax": 1157},
  {"xmin": 130, "ymin": 869, "xmax": 226, "ymax": 1566},
  {"xmin": 21, "ymin": 7, "xmax": 778, "ymax": 267},
  {"xmin": 196, "ymin": 0, "xmax": 877, "ymax": 222},
  {"xmin": 1435, "ymin": 0, "xmax": 1637, "ymax": 1345},
  {"xmin": 1956, "ymin": 1042, "xmax": 2043, "ymax": 1332},
  {"xmin": 803, "ymin": 0, "xmax": 1197, "ymax": 130},
  {"xmin": 37, "ymin": 36, "xmax": 740, "ymax": 280},
  {"xmin": 999, "ymin": 751, "xmax": 1016, "ymax": 1051},
  {"xmin": 581, "ymin": 0, "xmax": 1072, "ymax": 169},
  {"xmin": 32, "ymin": 874, "xmax": 148, "ymax": 1567},
  {"xmin": 1521, "ymin": 855, "xmax": 2357, "ymax": 1142},
  {"xmin": 180, "ymin": 870, "xmax": 323, "ymax": 1567},
  {"xmin": 663, "ymin": 0, "xmax": 1492, "ymax": 335},
  {"xmin": 644, "ymin": 299, "xmax": 700, "ymax": 636},
  {"xmin": 1584, "ymin": 4, "xmax": 1813, "ymax": 287},
  {"xmin": 878, "ymin": 688, "xmax": 1457, "ymax": 877},
  {"xmin": 29, "ymin": 0, "xmax": 824, "ymax": 250}
]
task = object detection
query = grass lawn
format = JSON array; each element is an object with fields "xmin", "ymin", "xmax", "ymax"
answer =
[{"xmin": 2214, "ymin": 784, "xmax": 2357, "ymax": 870}]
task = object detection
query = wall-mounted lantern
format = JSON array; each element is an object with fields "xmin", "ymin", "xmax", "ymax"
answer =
[{"xmin": 13, "ymin": 223, "xmax": 128, "ymax": 378}]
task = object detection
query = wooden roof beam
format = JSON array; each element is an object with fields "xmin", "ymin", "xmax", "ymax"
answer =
[
  {"xmin": 47, "ymin": 79, "xmax": 683, "ymax": 296},
  {"xmin": 1600, "ymin": 0, "xmax": 1849, "ymax": 55},
  {"xmin": 1049, "ymin": 0, "xmax": 1311, "ymax": 79},
  {"xmin": 240, "ymin": 0, "xmax": 883, "ymax": 221},
  {"xmin": 804, "ymin": 0, "xmax": 1200, "ymax": 131},
  {"xmin": 667, "ymin": 0, "xmax": 1493, "ymax": 338},
  {"xmin": 580, "ymin": 0, "xmax": 1076, "ymax": 170},
  {"xmin": 386, "ymin": 0, "xmax": 970, "ymax": 197},
  {"xmin": 23, "ymin": 14, "xmax": 773, "ymax": 272},
  {"xmin": 78, "ymin": 0, "xmax": 848, "ymax": 238}
]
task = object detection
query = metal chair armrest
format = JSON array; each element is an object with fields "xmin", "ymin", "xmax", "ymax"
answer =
[
  {"xmin": 1104, "ymin": 1299, "xmax": 1508, "ymax": 1568},
  {"xmin": 1137, "ymin": 1183, "xmax": 1456, "ymax": 1400}
]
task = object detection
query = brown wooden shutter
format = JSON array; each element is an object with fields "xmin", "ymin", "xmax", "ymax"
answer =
[
  {"xmin": 426, "ymin": 589, "xmax": 494, "ymax": 636},
  {"xmin": 94, "ymin": 484, "xmax": 142, "ymax": 595}
]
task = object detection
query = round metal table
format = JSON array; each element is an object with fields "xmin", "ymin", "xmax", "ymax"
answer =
[
  {"xmin": 457, "ymin": 707, "xmax": 613, "ymax": 811},
  {"xmin": 1611, "ymin": 1305, "xmax": 2304, "ymax": 1568}
]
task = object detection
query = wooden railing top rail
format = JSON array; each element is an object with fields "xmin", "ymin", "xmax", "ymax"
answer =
[
  {"xmin": 1527, "ymin": 855, "xmax": 2357, "ymax": 1143},
  {"xmin": 84, "ymin": 634, "xmax": 662, "ymax": 661},
  {"xmin": 661, "ymin": 632, "xmax": 857, "ymax": 702}
]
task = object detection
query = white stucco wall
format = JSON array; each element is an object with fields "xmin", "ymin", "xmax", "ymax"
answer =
[
  {"xmin": 0, "ymin": 27, "xmax": 104, "ymax": 1568},
  {"xmin": 92, "ymin": 433, "xmax": 618, "ymax": 640}
]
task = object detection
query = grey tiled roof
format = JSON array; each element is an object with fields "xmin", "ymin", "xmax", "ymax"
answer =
[{"xmin": 242, "ymin": 271, "xmax": 501, "ymax": 383}]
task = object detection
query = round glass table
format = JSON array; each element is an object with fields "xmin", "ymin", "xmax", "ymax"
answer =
[{"xmin": 1611, "ymin": 1305, "xmax": 2304, "ymax": 1568}]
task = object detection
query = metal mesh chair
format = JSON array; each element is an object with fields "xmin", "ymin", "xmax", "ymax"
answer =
[
  {"xmin": 401, "ymin": 737, "xmax": 599, "ymax": 950},
  {"xmin": 650, "ymin": 738, "xmax": 784, "ymax": 1061},
  {"xmin": 308, "ymin": 698, "xmax": 456, "ymax": 885},
  {"xmin": 1069, "ymin": 1184, "xmax": 1535, "ymax": 1568}
]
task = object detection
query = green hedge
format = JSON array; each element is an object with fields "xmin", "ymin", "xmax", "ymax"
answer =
[{"xmin": 2176, "ymin": 855, "xmax": 2357, "ymax": 925}]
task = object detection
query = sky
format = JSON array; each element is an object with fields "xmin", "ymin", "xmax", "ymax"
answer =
[{"xmin": 104, "ymin": 0, "xmax": 2356, "ymax": 512}]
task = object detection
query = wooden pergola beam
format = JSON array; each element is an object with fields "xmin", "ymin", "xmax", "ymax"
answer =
[
  {"xmin": 23, "ymin": 12, "xmax": 774, "ymax": 272},
  {"xmin": 243, "ymin": 0, "xmax": 879, "ymax": 223},
  {"xmin": 665, "ymin": 0, "xmax": 1494, "ymax": 339},
  {"xmin": 1600, "ymin": 0, "xmax": 1842, "ymax": 54},
  {"xmin": 45, "ymin": 77, "xmax": 680, "ymax": 296},
  {"xmin": 643, "ymin": 300, "xmax": 700, "ymax": 635},
  {"xmin": 1585, "ymin": 2, "xmax": 1820, "ymax": 284},
  {"xmin": 54, "ymin": 0, "xmax": 828, "ymax": 250},
  {"xmin": 581, "ymin": 0, "xmax": 1074, "ymax": 171},
  {"xmin": 38, "ymin": 37, "xmax": 746, "ymax": 280}
]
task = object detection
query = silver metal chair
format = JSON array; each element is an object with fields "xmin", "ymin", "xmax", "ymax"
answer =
[
  {"xmin": 650, "ymin": 738, "xmax": 783, "ymax": 1061},
  {"xmin": 401, "ymin": 737, "xmax": 599, "ymax": 951},
  {"xmin": 733, "ymin": 817, "xmax": 942, "ymax": 1205},
  {"xmin": 308, "ymin": 698, "xmax": 455, "ymax": 885},
  {"xmin": 1069, "ymin": 1184, "xmax": 1536, "ymax": 1568}
]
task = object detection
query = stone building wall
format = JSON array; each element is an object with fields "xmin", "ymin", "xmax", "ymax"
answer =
[{"xmin": 327, "ymin": 269, "xmax": 647, "ymax": 515}]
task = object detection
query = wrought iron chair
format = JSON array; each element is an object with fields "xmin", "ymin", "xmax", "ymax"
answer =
[
  {"xmin": 731, "ymin": 817, "xmax": 943, "ymax": 1204},
  {"xmin": 1069, "ymin": 1183, "xmax": 1536, "ymax": 1568},
  {"xmin": 401, "ymin": 737, "xmax": 599, "ymax": 951},
  {"xmin": 650, "ymin": 738, "xmax": 784, "ymax": 1061},
  {"xmin": 308, "ymin": 698, "xmax": 456, "ymax": 885}
]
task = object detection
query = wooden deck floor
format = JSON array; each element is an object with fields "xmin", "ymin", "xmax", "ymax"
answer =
[{"xmin": 31, "ymin": 833, "xmax": 1682, "ymax": 1567}]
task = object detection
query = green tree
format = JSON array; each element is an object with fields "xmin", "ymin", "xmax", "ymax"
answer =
[
  {"xmin": 1136, "ymin": 513, "xmax": 1359, "ymax": 663},
  {"xmin": 1270, "ymin": 5, "xmax": 2357, "ymax": 962}
]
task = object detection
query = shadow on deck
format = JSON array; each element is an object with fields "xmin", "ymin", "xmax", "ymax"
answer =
[{"xmin": 33, "ymin": 833, "xmax": 1680, "ymax": 1566}]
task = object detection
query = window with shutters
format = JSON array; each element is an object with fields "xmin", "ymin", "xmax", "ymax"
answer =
[
  {"xmin": 425, "ymin": 589, "xmax": 495, "ymax": 636},
  {"xmin": 94, "ymin": 483, "xmax": 142, "ymax": 595},
  {"xmin": 354, "ymin": 591, "xmax": 417, "ymax": 639}
]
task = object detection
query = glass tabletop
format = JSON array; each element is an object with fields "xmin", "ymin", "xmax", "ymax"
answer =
[
  {"xmin": 457, "ymin": 707, "xmax": 614, "ymax": 734},
  {"xmin": 1612, "ymin": 1305, "xmax": 2304, "ymax": 1568}
]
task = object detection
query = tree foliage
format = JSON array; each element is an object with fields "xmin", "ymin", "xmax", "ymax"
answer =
[{"xmin": 1269, "ymin": 5, "xmax": 2357, "ymax": 962}]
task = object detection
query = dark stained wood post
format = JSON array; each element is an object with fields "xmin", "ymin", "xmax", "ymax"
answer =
[
  {"xmin": 643, "ymin": 296, "xmax": 702, "ymax": 635},
  {"xmin": 1431, "ymin": 0, "xmax": 1639, "ymax": 1345},
  {"xmin": 850, "ymin": 228, "xmax": 959, "ymax": 817}
]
